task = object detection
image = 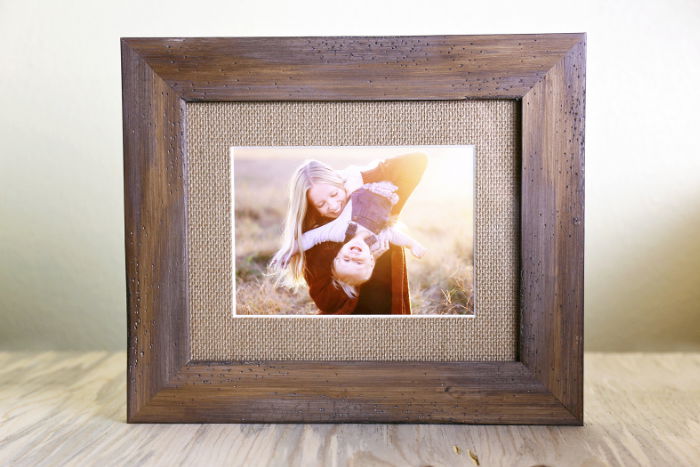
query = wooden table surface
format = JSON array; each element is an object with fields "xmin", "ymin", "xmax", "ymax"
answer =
[{"xmin": 0, "ymin": 352, "xmax": 698, "ymax": 466}]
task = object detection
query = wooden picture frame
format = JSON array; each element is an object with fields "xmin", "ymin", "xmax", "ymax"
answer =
[{"xmin": 122, "ymin": 34, "xmax": 585, "ymax": 424}]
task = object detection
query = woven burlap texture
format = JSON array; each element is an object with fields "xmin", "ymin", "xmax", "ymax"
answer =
[{"xmin": 187, "ymin": 101, "xmax": 519, "ymax": 361}]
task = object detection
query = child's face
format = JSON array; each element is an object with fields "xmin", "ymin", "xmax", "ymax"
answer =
[
  {"xmin": 333, "ymin": 236, "xmax": 375, "ymax": 284},
  {"xmin": 308, "ymin": 183, "xmax": 347, "ymax": 219}
]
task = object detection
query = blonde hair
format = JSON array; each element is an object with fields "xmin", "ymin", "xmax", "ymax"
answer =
[
  {"xmin": 269, "ymin": 160, "xmax": 346, "ymax": 287},
  {"xmin": 333, "ymin": 279, "xmax": 359, "ymax": 299}
]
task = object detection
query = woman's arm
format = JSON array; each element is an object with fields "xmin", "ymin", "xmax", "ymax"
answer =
[
  {"xmin": 361, "ymin": 152, "xmax": 428, "ymax": 214},
  {"xmin": 308, "ymin": 278, "xmax": 358, "ymax": 315}
]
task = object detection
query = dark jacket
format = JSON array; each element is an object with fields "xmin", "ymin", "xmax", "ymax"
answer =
[{"xmin": 303, "ymin": 152, "xmax": 427, "ymax": 315}]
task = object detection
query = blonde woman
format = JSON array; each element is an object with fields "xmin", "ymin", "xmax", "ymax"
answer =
[{"xmin": 270, "ymin": 152, "xmax": 427, "ymax": 315}]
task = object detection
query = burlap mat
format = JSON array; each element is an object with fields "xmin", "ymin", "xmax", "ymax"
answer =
[{"xmin": 187, "ymin": 101, "xmax": 519, "ymax": 361}]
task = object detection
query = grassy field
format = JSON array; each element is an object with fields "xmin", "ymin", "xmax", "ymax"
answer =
[{"xmin": 233, "ymin": 149, "xmax": 474, "ymax": 315}]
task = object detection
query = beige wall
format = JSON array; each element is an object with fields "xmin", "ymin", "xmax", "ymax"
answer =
[{"xmin": 1, "ymin": 0, "xmax": 698, "ymax": 351}]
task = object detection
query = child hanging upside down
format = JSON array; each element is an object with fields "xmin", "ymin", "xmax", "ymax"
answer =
[{"xmin": 282, "ymin": 181, "xmax": 426, "ymax": 298}]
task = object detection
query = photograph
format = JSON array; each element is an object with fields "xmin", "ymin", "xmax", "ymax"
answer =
[{"xmin": 231, "ymin": 145, "xmax": 475, "ymax": 316}]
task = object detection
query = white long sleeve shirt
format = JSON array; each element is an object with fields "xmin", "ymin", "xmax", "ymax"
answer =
[{"xmin": 300, "ymin": 199, "xmax": 415, "ymax": 252}]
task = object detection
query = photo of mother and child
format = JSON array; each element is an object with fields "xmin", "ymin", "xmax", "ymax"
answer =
[{"xmin": 231, "ymin": 146, "xmax": 474, "ymax": 316}]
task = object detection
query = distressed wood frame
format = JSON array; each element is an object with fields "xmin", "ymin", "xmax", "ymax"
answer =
[{"xmin": 122, "ymin": 34, "xmax": 585, "ymax": 424}]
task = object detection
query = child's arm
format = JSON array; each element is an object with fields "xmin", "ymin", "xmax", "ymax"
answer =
[
  {"xmin": 300, "ymin": 202, "xmax": 352, "ymax": 251},
  {"xmin": 380, "ymin": 227, "xmax": 426, "ymax": 258},
  {"xmin": 337, "ymin": 165, "xmax": 365, "ymax": 194}
]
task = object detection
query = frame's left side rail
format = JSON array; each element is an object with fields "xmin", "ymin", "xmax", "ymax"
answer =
[{"xmin": 122, "ymin": 39, "xmax": 191, "ymax": 421}]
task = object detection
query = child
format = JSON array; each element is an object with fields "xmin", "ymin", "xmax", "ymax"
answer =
[{"xmin": 286, "ymin": 181, "xmax": 426, "ymax": 298}]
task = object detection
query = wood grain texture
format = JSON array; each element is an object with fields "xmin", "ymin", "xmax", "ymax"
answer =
[
  {"xmin": 121, "ymin": 34, "xmax": 586, "ymax": 424},
  {"xmin": 139, "ymin": 361, "xmax": 573, "ymax": 424},
  {"xmin": 121, "ymin": 41, "xmax": 189, "ymax": 420},
  {"xmin": 521, "ymin": 37, "xmax": 586, "ymax": 420},
  {"xmin": 1, "ymin": 352, "xmax": 698, "ymax": 466},
  {"xmin": 123, "ymin": 35, "xmax": 583, "ymax": 100}
]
